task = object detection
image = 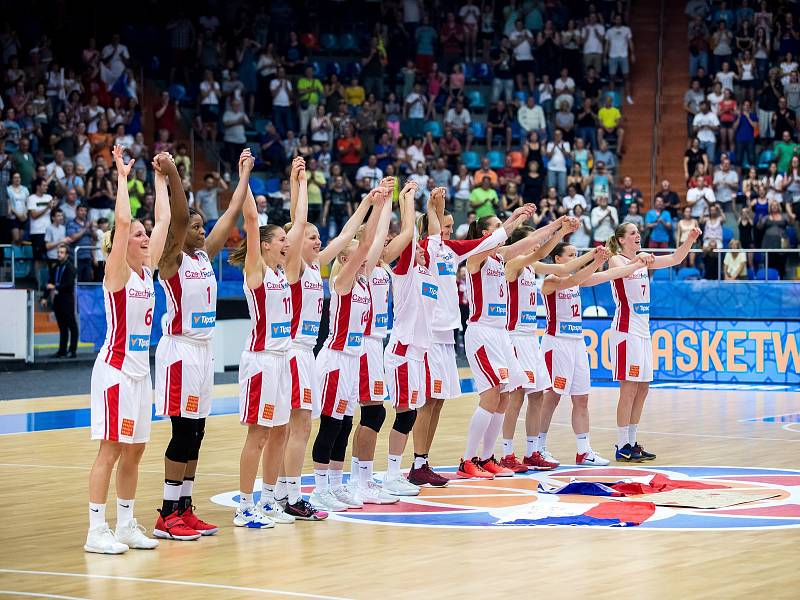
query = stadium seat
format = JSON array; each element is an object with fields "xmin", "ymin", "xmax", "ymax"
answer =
[
  {"xmin": 652, "ymin": 268, "xmax": 671, "ymax": 280},
  {"xmin": 756, "ymin": 149, "xmax": 774, "ymax": 171},
  {"xmin": 465, "ymin": 89, "xmax": 486, "ymax": 111},
  {"xmin": 786, "ymin": 225, "xmax": 798, "ymax": 247},
  {"xmin": 508, "ymin": 151, "xmax": 525, "ymax": 169},
  {"xmin": 326, "ymin": 61, "xmax": 342, "ymax": 77},
  {"xmin": 747, "ymin": 267, "xmax": 756, "ymax": 280},
  {"xmin": 340, "ymin": 33, "xmax": 359, "ymax": 51},
  {"xmin": 345, "ymin": 61, "xmax": 362, "ymax": 78},
  {"xmin": 514, "ymin": 91, "xmax": 528, "ymax": 103},
  {"xmin": 755, "ymin": 267, "xmax": 780, "ymax": 280},
  {"xmin": 603, "ymin": 91, "xmax": 621, "ymax": 108},
  {"xmin": 265, "ymin": 178, "xmax": 281, "ymax": 194},
  {"xmin": 423, "ymin": 120, "xmax": 443, "ymax": 138},
  {"xmin": 168, "ymin": 83, "xmax": 186, "ymax": 102},
  {"xmin": 461, "ymin": 151, "xmax": 481, "ymax": 170},
  {"xmin": 470, "ymin": 121, "xmax": 486, "ymax": 141},
  {"xmin": 722, "ymin": 226, "xmax": 734, "ymax": 248},
  {"xmin": 510, "ymin": 120, "xmax": 523, "ymax": 142},
  {"xmin": 462, "ymin": 62, "xmax": 475, "ymax": 82},
  {"xmin": 487, "ymin": 150, "xmax": 505, "ymax": 169},
  {"xmin": 249, "ymin": 177, "xmax": 267, "ymax": 196},
  {"xmin": 476, "ymin": 62, "xmax": 491, "ymax": 81},
  {"xmin": 677, "ymin": 267, "xmax": 701, "ymax": 280},
  {"xmin": 321, "ymin": 33, "xmax": 339, "ymax": 51},
  {"xmin": 300, "ymin": 33, "xmax": 320, "ymax": 50},
  {"xmin": 311, "ymin": 61, "xmax": 322, "ymax": 77},
  {"xmin": 254, "ymin": 118, "xmax": 271, "ymax": 133}
]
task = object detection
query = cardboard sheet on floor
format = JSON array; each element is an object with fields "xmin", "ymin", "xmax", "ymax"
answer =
[{"xmin": 630, "ymin": 488, "xmax": 781, "ymax": 509}]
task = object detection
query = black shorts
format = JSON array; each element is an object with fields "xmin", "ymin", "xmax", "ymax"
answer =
[
  {"xmin": 30, "ymin": 233, "xmax": 46, "ymax": 260},
  {"xmin": 201, "ymin": 104, "xmax": 219, "ymax": 124},
  {"xmin": 720, "ymin": 121, "xmax": 734, "ymax": 129},
  {"xmin": 515, "ymin": 59, "xmax": 535, "ymax": 77}
]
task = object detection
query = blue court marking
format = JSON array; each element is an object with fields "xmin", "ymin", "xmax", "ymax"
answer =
[{"xmin": 740, "ymin": 413, "xmax": 800, "ymax": 423}]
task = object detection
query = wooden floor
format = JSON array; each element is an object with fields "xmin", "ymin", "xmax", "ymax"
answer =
[{"xmin": 0, "ymin": 381, "xmax": 798, "ymax": 599}]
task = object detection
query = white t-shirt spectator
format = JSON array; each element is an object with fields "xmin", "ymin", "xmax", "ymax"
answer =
[
  {"xmin": 270, "ymin": 79, "xmax": 292, "ymax": 107},
  {"xmin": 459, "ymin": 4, "xmax": 480, "ymax": 26},
  {"xmin": 45, "ymin": 223, "xmax": 66, "ymax": 260},
  {"xmin": 509, "ymin": 29, "xmax": 534, "ymax": 60},
  {"xmin": 546, "ymin": 141, "xmax": 571, "ymax": 172},
  {"xmin": 407, "ymin": 144, "xmax": 425, "ymax": 170},
  {"xmin": 570, "ymin": 215, "xmax": 593, "ymax": 247},
  {"xmin": 582, "ymin": 24, "xmax": 606, "ymax": 54},
  {"xmin": 713, "ymin": 168, "xmax": 738, "ymax": 205},
  {"xmin": 355, "ymin": 165, "xmax": 383, "ymax": 188},
  {"xmin": 716, "ymin": 71, "xmax": 735, "ymax": 92},
  {"xmin": 518, "ymin": 103, "xmax": 546, "ymax": 131},
  {"xmin": 45, "ymin": 162, "xmax": 65, "ymax": 180},
  {"xmin": 692, "ymin": 111, "xmax": 720, "ymax": 143},
  {"xmin": 222, "ymin": 109, "xmax": 247, "ymax": 144},
  {"xmin": 409, "ymin": 172, "xmax": 429, "ymax": 199},
  {"xmin": 606, "ymin": 26, "xmax": 632, "ymax": 58},
  {"xmin": 200, "ymin": 80, "xmax": 221, "ymax": 105},
  {"xmin": 687, "ymin": 186, "xmax": 716, "ymax": 217},
  {"xmin": 445, "ymin": 107, "xmax": 471, "ymax": 129},
  {"xmin": 403, "ymin": 0, "xmax": 421, "ymax": 24},
  {"xmin": 707, "ymin": 90, "xmax": 723, "ymax": 113},
  {"xmin": 405, "ymin": 92, "xmax": 426, "ymax": 119},
  {"xmin": 27, "ymin": 193, "xmax": 53, "ymax": 235},
  {"xmin": 198, "ymin": 15, "xmax": 220, "ymax": 32},
  {"xmin": 562, "ymin": 193, "xmax": 587, "ymax": 213},
  {"xmin": 554, "ymin": 76, "xmax": 576, "ymax": 95},
  {"xmin": 100, "ymin": 43, "xmax": 129, "ymax": 80},
  {"xmin": 590, "ymin": 204, "xmax": 619, "ymax": 243}
]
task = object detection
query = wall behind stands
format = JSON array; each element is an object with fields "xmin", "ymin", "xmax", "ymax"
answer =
[{"xmin": 77, "ymin": 281, "xmax": 800, "ymax": 384}]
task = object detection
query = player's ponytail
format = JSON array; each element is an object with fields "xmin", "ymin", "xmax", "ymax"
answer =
[
  {"xmin": 101, "ymin": 228, "xmax": 114, "ymax": 257},
  {"xmin": 466, "ymin": 215, "xmax": 494, "ymax": 240},
  {"xmin": 607, "ymin": 223, "xmax": 631, "ymax": 256},
  {"xmin": 330, "ymin": 239, "xmax": 358, "ymax": 280},
  {"xmin": 228, "ymin": 224, "xmax": 282, "ymax": 267}
]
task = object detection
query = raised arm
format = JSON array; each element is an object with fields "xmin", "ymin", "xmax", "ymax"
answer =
[
  {"xmin": 427, "ymin": 187, "xmax": 444, "ymax": 237},
  {"xmin": 535, "ymin": 243, "xmax": 597, "ymax": 276},
  {"xmin": 205, "ymin": 149, "xmax": 253, "ymax": 259},
  {"xmin": 333, "ymin": 188, "xmax": 388, "ymax": 295},
  {"xmin": 650, "ymin": 226, "xmax": 701, "ymax": 269},
  {"xmin": 285, "ymin": 161, "xmax": 308, "ymax": 284},
  {"xmin": 583, "ymin": 254, "xmax": 648, "ymax": 287},
  {"xmin": 317, "ymin": 191, "xmax": 373, "ymax": 265},
  {"xmin": 146, "ymin": 155, "xmax": 173, "ymax": 270},
  {"xmin": 540, "ymin": 247, "xmax": 606, "ymax": 295},
  {"xmin": 156, "ymin": 154, "xmax": 191, "ymax": 278},
  {"xmin": 365, "ymin": 192, "xmax": 394, "ymax": 274},
  {"xmin": 288, "ymin": 155, "xmax": 305, "ymax": 223},
  {"xmin": 505, "ymin": 217, "xmax": 578, "ymax": 280},
  {"xmin": 241, "ymin": 180, "xmax": 266, "ymax": 289},
  {"xmin": 502, "ymin": 214, "xmax": 567, "ymax": 262},
  {"xmin": 466, "ymin": 204, "xmax": 537, "ymax": 272},
  {"xmin": 383, "ymin": 179, "xmax": 419, "ymax": 265},
  {"xmin": 104, "ymin": 145, "xmax": 135, "ymax": 292}
]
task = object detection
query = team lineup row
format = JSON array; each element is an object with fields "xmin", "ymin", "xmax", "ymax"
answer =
[{"xmin": 83, "ymin": 145, "xmax": 702, "ymax": 553}]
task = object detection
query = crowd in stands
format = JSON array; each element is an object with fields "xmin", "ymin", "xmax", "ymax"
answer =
[{"xmin": 683, "ymin": 0, "xmax": 800, "ymax": 279}]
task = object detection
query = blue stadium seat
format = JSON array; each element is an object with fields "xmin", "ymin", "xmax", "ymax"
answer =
[
  {"xmin": 514, "ymin": 91, "xmax": 528, "ymax": 104},
  {"xmin": 340, "ymin": 33, "xmax": 359, "ymax": 51},
  {"xmin": 461, "ymin": 151, "xmax": 481, "ymax": 170},
  {"xmin": 423, "ymin": 120, "xmax": 443, "ymax": 138},
  {"xmin": 168, "ymin": 83, "xmax": 186, "ymax": 102},
  {"xmin": 311, "ymin": 61, "xmax": 322, "ymax": 77},
  {"xmin": 470, "ymin": 121, "xmax": 486, "ymax": 141},
  {"xmin": 265, "ymin": 178, "xmax": 281, "ymax": 194},
  {"xmin": 755, "ymin": 267, "xmax": 780, "ymax": 280},
  {"xmin": 603, "ymin": 91, "xmax": 621, "ymax": 108},
  {"xmin": 249, "ymin": 178, "xmax": 267, "ymax": 196},
  {"xmin": 326, "ymin": 61, "xmax": 342, "ymax": 77},
  {"xmin": 677, "ymin": 267, "xmax": 701, "ymax": 280},
  {"xmin": 487, "ymin": 150, "xmax": 505, "ymax": 169},
  {"xmin": 747, "ymin": 267, "xmax": 756, "ymax": 280},
  {"xmin": 254, "ymin": 118, "xmax": 271, "ymax": 133},
  {"xmin": 652, "ymin": 268, "xmax": 671, "ymax": 280},
  {"xmin": 722, "ymin": 226, "xmax": 734, "ymax": 248},
  {"xmin": 321, "ymin": 33, "xmax": 339, "ymax": 51},
  {"xmin": 345, "ymin": 61, "xmax": 362, "ymax": 78},
  {"xmin": 511, "ymin": 120, "xmax": 523, "ymax": 142},
  {"xmin": 476, "ymin": 62, "xmax": 491, "ymax": 81},
  {"xmin": 462, "ymin": 62, "xmax": 475, "ymax": 82},
  {"xmin": 756, "ymin": 149, "xmax": 774, "ymax": 171},
  {"xmin": 465, "ymin": 89, "xmax": 486, "ymax": 111},
  {"xmin": 786, "ymin": 225, "xmax": 798, "ymax": 247}
]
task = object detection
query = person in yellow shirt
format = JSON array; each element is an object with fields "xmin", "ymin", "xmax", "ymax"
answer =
[
  {"xmin": 597, "ymin": 94, "xmax": 625, "ymax": 155},
  {"xmin": 345, "ymin": 77, "xmax": 365, "ymax": 114}
]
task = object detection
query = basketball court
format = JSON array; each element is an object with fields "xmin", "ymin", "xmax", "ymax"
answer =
[{"xmin": 1, "ymin": 369, "xmax": 798, "ymax": 599}]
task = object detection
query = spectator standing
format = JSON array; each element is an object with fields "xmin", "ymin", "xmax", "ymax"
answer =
[
  {"xmin": 684, "ymin": 79, "xmax": 705, "ymax": 137},
  {"xmin": 44, "ymin": 208, "xmax": 67, "ymax": 262},
  {"xmin": 545, "ymin": 128, "xmax": 570, "ymax": 196},
  {"xmin": 521, "ymin": 160, "xmax": 544, "ymax": 204},
  {"xmin": 772, "ymin": 96, "xmax": 796, "ymax": 141},
  {"xmin": 518, "ymin": 95, "xmax": 546, "ymax": 139},
  {"xmin": 692, "ymin": 101, "xmax": 720, "ymax": 163},
  {"xmin": 27, "ymin": 177, "xmax": 57, "ymax": 272},
  {"xmin": 645, "ymin": 196, "xmax": 674, "ymax": 248},
  {"xmin": 414, "ymin": 15, "xmax": 437, "ymax": 74},
  {"xmin": 65, "ymin": 204, "xmax": 94, "ymax": 282},
  {"xmin": 734, "ymin": 99, "xmax": 758, "ymax": 168},
  {"xmin": 440, "ymin": 12, "xmax": 465, "ymax": 70},
  {"xmin": 198, "ymin": 70, "xmax": 221, "ymax": 143},
  {"xmin": 336, "ymin": 124, "xmax": 363, "ymax": 184},
  {"xmin": 687, "ymin": 177, "xmax": 716, "ymax": 218},
  {"xmin": 321, "ymin": 174, "xmax": 353, "ymax": 241},
  {"xmin": 222, "ymin": 98, "xmax": 250, "ymax": 178},
  {"xmin": 306, "ymin": 158, "xmax": 327, "ymax": 224},
  {"xmin": 582, "ymin": 13, "xmax": 606, "ymax": 73},
  {"xmin": 490, "ymin": 36, "xmax": 515, "ymax": 103},
  {"xmin": 758, "ymin": 201, "xmax": 794, "ymax": 278},
  {"xmin": 12, "ymin": 137, "xmax": 35, "ymax": 188},
  {"xmin": 569, "ymin": 204, "xmax": 593, "ymax": 248},
  {"xmin": 590, "ymin": 194, "xmax": 619, "ymax": 245},
  {"xmin": 711, "ymin": 20, "xmax": 733, "ymax": 74},
  {"xmin": 614, "ymin": 175, "xmax": 643, "ymax": 217},
  {"xmin": 361, "ymin": 37, "xmax": 385, "ymax": 99},
  {"xmin": 625, "ymin": 201, "xmax": 645, "ymax": 235},
  {"xmin": 42, "ymin": 244, "xmax": 77, "ymax": 358},
  {"xmin": 713, "ymin": 154, "xmax": 739, "ymax": 212},
  {"xmin": 486, "ymin": 100, "xmax": 513, "ymax": 152},
  {"xmin": 444, "ymin": 98, "xmax": 473, "ymax": 150},
  {"xmin": 605, "ymin": 14, "xmax": 635, "ymax": 105},
  {"xmin": 195, "ymin": 172, "xmax": 228, "ymax": 231},
  {"xmin": 509, "ymin": 20, "xmax": 535, "ymax": 94},
  {"xmin": 470, "ymin": 176, "xmax": 500, "ymax": 219},
  {"xmin": 297, "ymin": 66, "xmax": 323, "ymax": 136},
  {"xmin": 6, "ymin": 171, "xmax": 29, "ymax": 243},
  {"xmin": 655, "ymin": 179, "xmax": 681, "ymax": 219},
  {"xmin": 403, "ymin": 82, "xmax": 427, "ymax": 139},
  {"xmin": 576, "ymin": 98, "xmax": 598, "ymax": 149},
  {"xmin": 270, "ymin": 67, "xmax": 293, "ymax": 137},
  {"xmin": 153, "ymin": 91, "xmax": 179, "ymax": 140},
  {"xmin": 757, "ymin": 71, "xmax": 781, "ymax": 143},
  {"xmin": 774, "ymin": 130, "xmax": 799, "ymax": 174}
]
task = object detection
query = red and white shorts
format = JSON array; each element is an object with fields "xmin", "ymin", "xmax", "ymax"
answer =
[
  {"xmin": 540, "ymin": 334, "xmax": 591, "ymax": 396},
  {"xmin": 361, "ymin": 336, "xmax": 388, "ymax": 403},
  {"xmin": 154, "ymin": 336, "xmax": 214, "ymax": 418},
  {"xmin": 90, "ymin": 358, "xmax": 152, "ymax": 443},
  {"xmin": 238, "ymin": 350, "xmax": 291, "ymax": 427},
  {"xmin": 465, "ymin": 323, "xmax": 527, "ymax": 394},
  {"xmin": 317, "ymin": 347, "xmax": 363, "ymax": 420},
  {"xmin": 288, "ymin": 346, "xmax": 321, "ymax": 418},
  {"xmin": 384, "ymin": 347, "xmax": 426, "ymax": 411},
  {"xmin": 611, "ymin": 330, "xmax": 654, "ymax": 383},
  {"xmin": 510, "ymin": 332, "xmax": 552, "ymax": 393},
  {"xmin": 424, "ymin": 341, "xmax": 461, "ymax": 399}
]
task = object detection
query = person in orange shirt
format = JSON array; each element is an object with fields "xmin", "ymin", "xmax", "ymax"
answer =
[
  {"xmin": 89, "ymin": 115, "xmax": 114, "ymax": 166},
  {"xmin": 335, "ymin": 124, "xmax": 363, "ymax": 183},
  {"xmin": 472, "ymin": 156, "xmax": 498, "ymax": 188}
]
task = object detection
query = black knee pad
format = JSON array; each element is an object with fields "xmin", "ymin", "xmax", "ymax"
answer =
[
  {"xmin": 188, "ymin": 418, "xmax": 206, "ymax": 462},
  {"xmin": 359, "ymin": 404, "xmax": 386, "ymax": 433},
  {"xmin": 392, "ymin": 409, "xmax": 417, "ymax": 435},
  {"xmin": 165, "ymin": 417, "xmax": 194, "ymax": 463},
  {"xmin": 330, "ymin": 415, "xmax": 353, "ymax": 462},
  {"xmin": 312, "ymin": 415, "xmax": 343, "ymax": 464}
]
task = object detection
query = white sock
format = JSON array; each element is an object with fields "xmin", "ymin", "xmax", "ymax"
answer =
[
  {"xmin": 387, "ymin": 454, "xmax": 401, "ymax": 477},
  {"xmin": 502, "ymin": 438, "xmax": 514, "ymax": 456},
  {"xmin": 464, "ymin": 406, "xmax": 493, "ymax": 459},
  {"xmin": 538, "ymin": 431, "xmax": 548, "ymax": 449},
  {"xmin": 116, "ymin": 498, "xmax": 134, "ymax": 526},
  {"xmin": 314, "ymin": 469, "xmax": 328, "ymax": 492},
  {"xmin": 350, "ymin": 456, "xmax": 359, "ymax": 484},
  {"xmin": 260, "ymin": 483, "xmax": 275, "ymax": 505},
  {"xmin": 526, "ymin": 435, "xmax": 539, "ymax": 456},
  {"xmin": 359, "ymin": 460, "xmax": 374, "ymax": 488},
  {"xmin": 329, "ymin": 469, "xmax": 343, "ymax": 489},
  {"xmin": 576, "ymin": 433, "xmax": 590, "ymax": 454},
  {"xmin": 413, "ymin": 455, "xmax": 427, "ymax": 469},
  {"xmin": 163, "ymin": 481, "xmax": 181, "ymax": 504},
  {"xmin": 89, "ymin": 502, "xmax": 105, "ymax": 529},
  {"xmin": 180, "ymin": 478, "xmax": 194, "ymax": 498},
  {"xmin": 274, "ymin": 478, "xmax": 288, "ymax": 501},
  {"xmin": 480, "ymin": 412, "xmax": 504, "ymax": 461},
  {"xmin": 239, "ymin": 492, "xmax": 253, "ymax": 508},
  {"xmin": 286, "ymin": 477, "xmax": 301, "ymax": 504},
  {"xmin": 628, "ymin": 424, "xmax": 639, "ymax": 446},
  {"xmin": 618, "ymin": 426, "xmax": 630, "ymax": 448}
]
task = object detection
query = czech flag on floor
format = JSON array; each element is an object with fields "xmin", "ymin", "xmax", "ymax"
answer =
[{"xmin": 496, "ymin": 500, "xmax": 656, "ymax": 527}]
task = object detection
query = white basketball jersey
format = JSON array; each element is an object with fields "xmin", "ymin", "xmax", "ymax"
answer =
[
  {"xmin": 326, "ymin": 273, "xmax": 371, "ymax": 356},
  {"xmin": 466, "ymin": 254, "xmax": 508, "ymax": 329},
  {"xmin": 365, "ymin": 265, "xmax": 391, "ymax": 339},
  {"xmin": 507, "ymin": 265, "xmax": 539, "ymax": 333},
  {"xmin": 611, "ymin": 255, "xmax": 651, "ymax": 338},
  {"xmin": 544, "ymin": 284, "xmax": 583, "ymax": 338},
  {"xmin": 244, "ymin": 265, "xmax": 292, "ymax": 353},
  {"xmin": 290, "ymin": 262, "xmax": 324, "ymax": 349},
  {"xmin": 388, "ymin": 235, "xmax": 440, "ymax": 360},
  {"xmin": 100, "ymin": 267, "xmax": 155, "ymax": 378},
  {"xmin": 160, "ymin": 250, "xmax": 217, "ymax": 341}
]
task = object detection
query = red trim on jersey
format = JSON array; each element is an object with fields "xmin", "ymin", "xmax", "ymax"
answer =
[
  {"xmin": 329, "ymin": 290, "xmax": 353, "ymax": 351},
  {"xmin": 289, "ymin": 280, "xmax": 303, "ymax": 339},
  {"xmin": 507, "ymin": 279, "xmax": 520, "ymax": 331},
  {"xmin": 248, "ymin": 285, "xmax": 267, "ymax": 351},
  {"xmin": 615, "ymin": 339, "xmax": 628, "ymax": 381},
  {"xmin": 544, "ymin": 349, "xmax": 554, "ymax": 380},
  {"xmin": 392, "ymin": 341, "xmax": 408, "ymax": 356},
  {"xmin": 289, "ymin": 355, "xmax": 301, "ymax": 409},
  {"xmin": 105, "ymin": 288, "xmax": 127, "ymax": 370},
  {"xmin": 104, "ymin": 383, "xmax": 120, "ymax": 441},
  {"xmin": 321, "ymin": 369, "xmax": 341, "ymax": 416},
  {"xmin": 468, "ymin": 270, "xmax": 483, "ymax": 322},
  {"xmin": 167, "ymin": 360, "xmax": 183, "ymax": 416},
  {"xmin": 394, "ymin": 240, "xmax": 414, "ymax": 275},
  {"xmin": 165, "ymin": 271, "xmax": 183, "ymax": 335},
  {"xmin": 475, "ymin": 345, "xmax": 500, "ymax": 387},
  {"xmin": 442, "ymin": 236, "xmax": 490, "ymax": 259},
  {"xmin": 244, "ymin": 371, "xmax": 263, "ymax": 424},
  {"xmin": 395, "ymin": 361, "xmax": 410, "ymax": 409},
  {"xmin": 545, "ymin": 291, "xmax": 557, "ymax": 336},
  {"xmin": 359, "ymin": 353, "xmax": 371, "ymax": 404},
  {"xmin": 424, "ymin": 352, "xmax": 432, "ymax": 398},
  {"xmin": 613, "ymin": 278, "xmax": 630, "ymax": 333}
]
